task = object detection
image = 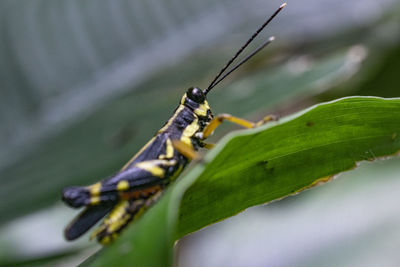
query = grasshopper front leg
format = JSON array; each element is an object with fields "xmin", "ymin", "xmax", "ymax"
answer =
[{"xmin": 200, "ymin": 113, "xmax": 278, "ymax": 139}]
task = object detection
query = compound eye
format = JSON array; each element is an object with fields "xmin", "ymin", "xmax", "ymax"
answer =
[{"xmin": 187, "ymin": 87, "xmax": 205, "ymax": 103}]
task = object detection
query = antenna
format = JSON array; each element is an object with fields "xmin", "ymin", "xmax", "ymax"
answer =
[
  {"xmin": 203, "ymin": 3, "xmax": 286, "ymax": 95},
  {"xmin": 207, "ymin": 36, "xmax": 275, "ymax": 91}
]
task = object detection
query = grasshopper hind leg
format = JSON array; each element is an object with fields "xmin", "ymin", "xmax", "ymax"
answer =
[
  {"xmin": 91, "ymin": 199, "xmax": 145, "ymax": 244},
  {"xmin": 92, "ymin": 191, "xmax": 163, "ymax": 244}
]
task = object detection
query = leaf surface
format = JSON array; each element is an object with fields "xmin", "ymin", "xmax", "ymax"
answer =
[{"xmin": 87, "ymin": 97, "xmax": 400, "ymax": 266}]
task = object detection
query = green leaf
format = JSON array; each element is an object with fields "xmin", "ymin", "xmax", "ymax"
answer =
[{"xmin": 87, "ymin": 96, "xmax": 400, "ymax": 266}]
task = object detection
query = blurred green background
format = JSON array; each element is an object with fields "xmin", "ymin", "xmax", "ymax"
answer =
[{"xmin": 0, "ymin": 0, "xmax": 399, "ymax": 266}]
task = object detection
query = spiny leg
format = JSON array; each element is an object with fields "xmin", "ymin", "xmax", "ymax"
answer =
[
  {"xmin": 201, "ymin": 113, "xmax": 278, "ymax": 139},
  {"xmin": 92, "ymin": 191, "xmax": 163, "ymax": 244},
  {"xmin": 91, "ymin": 199, "xmax": 144, "ymax": 244}
]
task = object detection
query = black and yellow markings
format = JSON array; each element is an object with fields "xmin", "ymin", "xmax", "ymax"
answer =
[
  {"xmin": 88, "ymin": 182, "xmax": 102, "ymax": 205},
  {"xmin": 62, "ymin": 3, "xmax": 285, "ymax": 244},
  {"xmin": 194, "ymin": 101, "xmax": 211, "ymax": 117},
  {"xmin": 135, "ymin": 159, "xmax": 177, "ymax": 178},
  {"xmin": 82, "ymin": 94, "xmax": 275, "ymax": 243},
  {"xmin": 90, "ymin": 199, "xmax": 144, "ymax": 244},
  {"xmin": 94, "ymin": 189, "xmax": 163, "ymax": 244},
  {"xmin": 180, "ymin": 117, "xmax": 199, "ymax": 146},
  {"xmin": 159, "ymin": 138, "xmax": 174, "ymax": 159},
  {"xmin": 117, "ymin": 180, "xmax": 130, "ymax": 191}
]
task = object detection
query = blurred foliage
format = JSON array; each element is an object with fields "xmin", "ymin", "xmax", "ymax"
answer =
[{"xmin": 0, "ymin": 0, "xmax": 399, "ymax": 266}]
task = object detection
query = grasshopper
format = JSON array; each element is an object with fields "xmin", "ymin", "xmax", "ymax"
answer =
[{"xmin": 62, "ymin": 3, "xmax": 286, "ymax": 244}]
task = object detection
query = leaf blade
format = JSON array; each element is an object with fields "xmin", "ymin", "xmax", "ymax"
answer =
[{"xmin": 89, "ymin": 97, "xmax": 400, "ymax": 266}]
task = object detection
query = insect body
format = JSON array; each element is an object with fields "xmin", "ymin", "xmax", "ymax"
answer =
[
  {"xmin": 62, "ymin": 3, "xmax": 286, "ymax": 244},
  {"xmin": 63, "ymin": 88, "xmax": 213, "ymax": 243}
]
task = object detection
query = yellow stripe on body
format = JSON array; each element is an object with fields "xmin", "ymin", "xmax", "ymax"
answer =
[
  {"xmin": 194, "ymin": 101, "xmax": 210, "ymax": 117},
  {"xmin": 89, "ymin": 182, "xmax": 101, "ymax": 196},
  {"xmin": 135, "ymin": 161, "xmax": 165, "ymax": 178},
  {"xmin": 180, "ymin": 117, "xmax": 199, "ymax": 147},
  {"xmin": 159, "ymin": 138, "xmax": 174, "ymax": 159},
  {"xmin": 90, "ymin": 196, "xmax": 100, "ymax": 205},
  {"xmin": 135, "ymin": 159, "xmax": 177, "ymax": 178},
  {"xmin": 88, "ymin": 182, "xmax": 102, "ymax": 205},
  {"xmin": 165, "ymin": 138, "xmax": 174, "ymax": 158},
  {"xmin": 180, "ymin": 94, "xmax": 187, "ymax": 105},
  {"xmin": 117, "ymin": 180, "xmax": 130, "ymax": 191}
]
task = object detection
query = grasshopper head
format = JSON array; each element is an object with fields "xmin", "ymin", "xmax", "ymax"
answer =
[{"xmin": 181, "ymin": 87, "xmax": 213, "ymax": 124}]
